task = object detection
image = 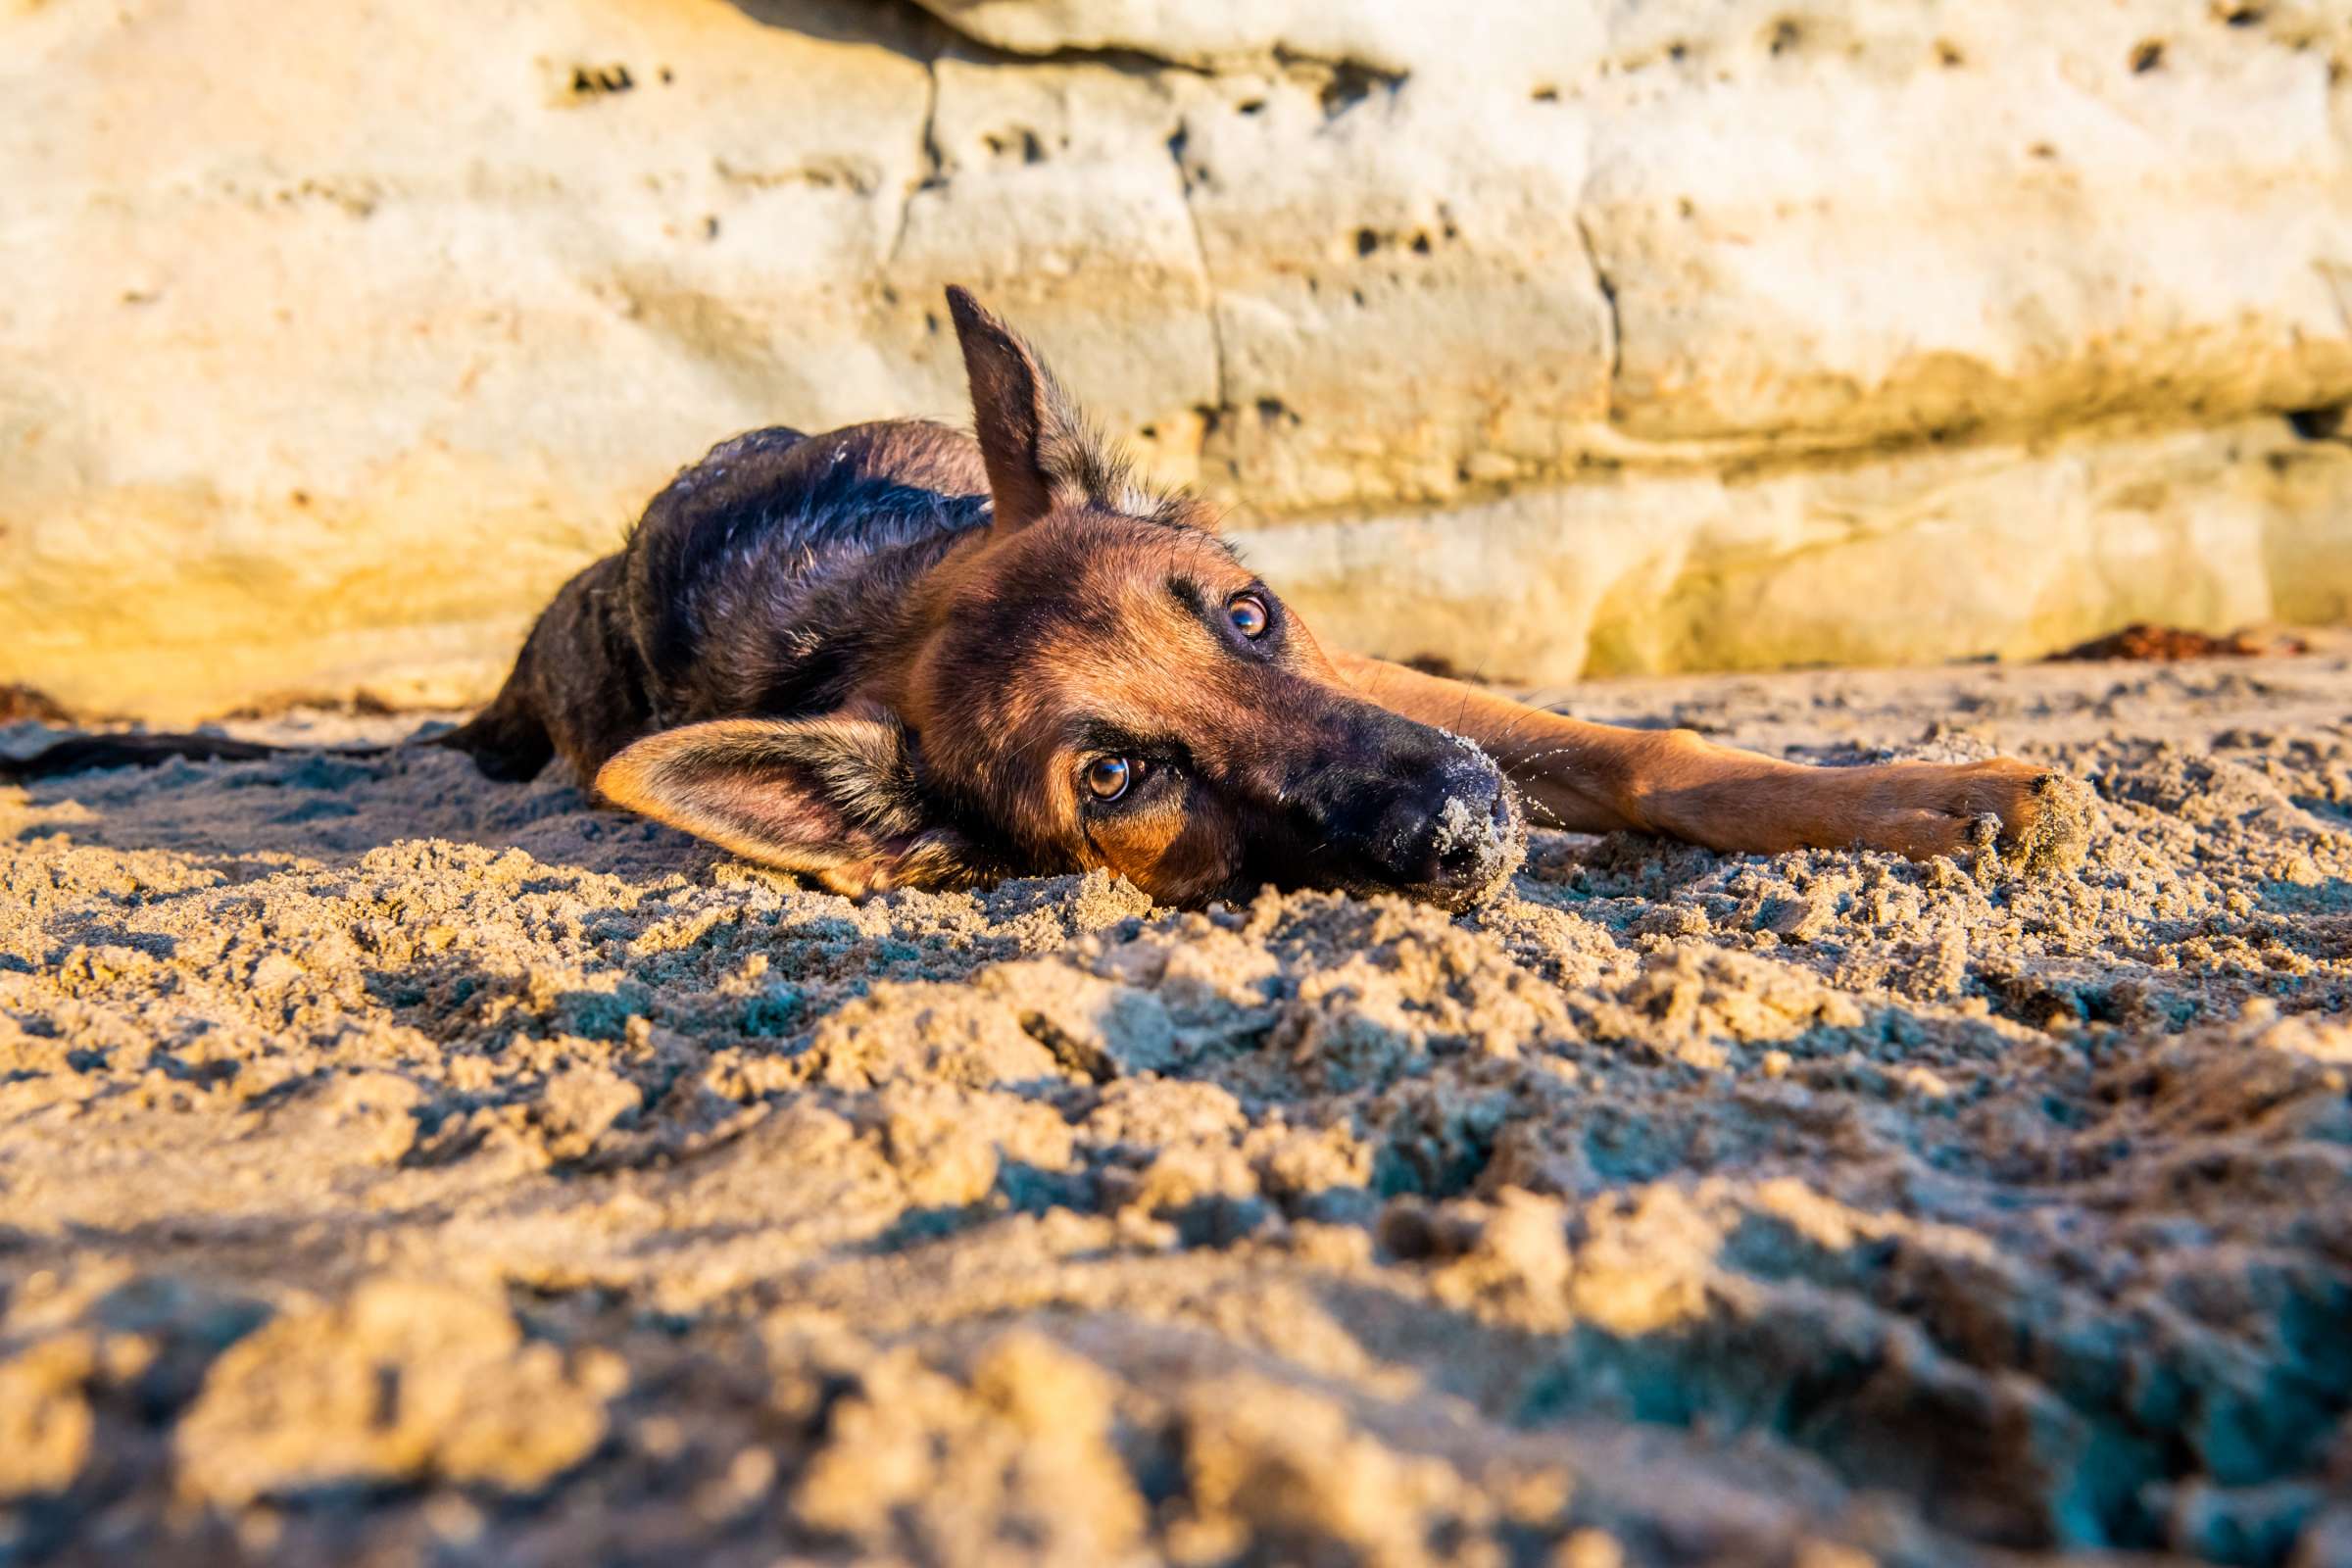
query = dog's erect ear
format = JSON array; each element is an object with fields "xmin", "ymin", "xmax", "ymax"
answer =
[
  {"xmin": 945, "ymin": 284, "xmax": 1087, "ymax": 536},
  {"xmin": 594, "ymin": 710, "xmax": 985, "ymax": 898}
]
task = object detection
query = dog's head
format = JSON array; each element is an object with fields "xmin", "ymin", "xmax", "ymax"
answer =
[{"xmin": 597, "ymin": 287, "xmax": 1524, "ymax": 907}]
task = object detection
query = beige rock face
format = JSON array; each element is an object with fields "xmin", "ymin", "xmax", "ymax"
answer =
[
  {"xmin": 1242, "ymin": 419, "xmax": 2352, "ymax": 680},
  {"xmin": 3, "ymin": 0, "xmax": 2349, "ymax": 718}
]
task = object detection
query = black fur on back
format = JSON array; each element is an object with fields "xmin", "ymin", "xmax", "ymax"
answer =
[
  {"xmin": 621, "ymin": 422, "xmax": 992, "ymax": 728},
  {"xmin": 428, "ymin": 419, "xmax": 1001, "ymax": 784}
]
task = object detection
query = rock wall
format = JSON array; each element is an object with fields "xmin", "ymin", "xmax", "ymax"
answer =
[{"xmin": 5, "ymin": 0, "xmax": 2351, "ymax": 719}]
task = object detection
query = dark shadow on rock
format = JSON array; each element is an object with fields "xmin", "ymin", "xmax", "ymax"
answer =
[{"xmin": 711, "ymin": 0, "xmax": 958, "ymax": 62}]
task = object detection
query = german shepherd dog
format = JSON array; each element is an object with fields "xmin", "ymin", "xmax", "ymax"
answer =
[{"xmin": 8, "ymin": 289, "xmax": 2058, "ymax": 909}]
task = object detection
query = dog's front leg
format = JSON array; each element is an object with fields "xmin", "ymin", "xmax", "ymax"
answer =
[{"xmin": 1330, "ymin": 652, "xmax": 2073, "ymax": 861}]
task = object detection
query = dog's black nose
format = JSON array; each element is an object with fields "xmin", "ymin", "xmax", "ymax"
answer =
[
  {"xmin": 1279, "ymin": 707, "xmax": 1528, "ymax": 908},
  {"xmin": 1382, "ymin": 756, "xmax": 1524, "ymax": 907}
]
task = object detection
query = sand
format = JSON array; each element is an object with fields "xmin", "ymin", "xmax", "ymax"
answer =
[{"xmin": 2, "ymin": 653, "xmax": 2349, "ymax": 1567}]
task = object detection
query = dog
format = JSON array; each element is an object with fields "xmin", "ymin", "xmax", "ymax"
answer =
[{"xmin": 7, "ymin": 288, "xmax": 2058, "ymax": 908}]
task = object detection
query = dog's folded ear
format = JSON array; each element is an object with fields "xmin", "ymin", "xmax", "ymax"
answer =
[{"xmin": 592, "ymin": 710, "xmax": 984, "ymax": 897}]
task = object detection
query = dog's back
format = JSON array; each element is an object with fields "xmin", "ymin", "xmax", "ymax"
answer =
[{"xmin": 445, "ymin": 420, "xmax": 995, "ymax": 784}]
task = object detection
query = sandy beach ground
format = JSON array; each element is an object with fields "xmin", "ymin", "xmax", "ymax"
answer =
[{"xmin": 3, "ymin": 652, "xmax": 2349, "ymax": 1566}]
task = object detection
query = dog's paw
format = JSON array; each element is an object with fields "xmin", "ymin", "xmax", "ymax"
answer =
[{"xmin": 1866, "ymin": 760, "xmax": 2095, "ymax": 872}]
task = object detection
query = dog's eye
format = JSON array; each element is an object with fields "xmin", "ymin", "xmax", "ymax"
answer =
[
  {"xmin": 1084, "ymin": 757, "xmax": 1135, "ymax": 802},
  {"xmin": 1227, "ymin": 594, "xmax": 1269, "ymax": 639}
]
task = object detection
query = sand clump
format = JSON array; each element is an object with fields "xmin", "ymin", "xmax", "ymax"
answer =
[
  {"xmin": 172, "ymin": 1279, "xmax": 626, "ymax": 1507},
  {"xmin": 2, "ymin": 655, "xmax": 2351, "ymax": 1564}
]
